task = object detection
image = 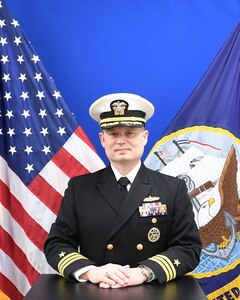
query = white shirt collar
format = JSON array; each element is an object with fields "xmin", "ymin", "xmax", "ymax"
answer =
[{"xmin": 111, "ymin": 161, "xmax": 141, "ymax": 184}]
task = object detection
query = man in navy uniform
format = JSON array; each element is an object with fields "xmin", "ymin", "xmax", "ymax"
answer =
[{"xmin": 44, "ymin": 93, "xmax": 202, "ymax": 288}]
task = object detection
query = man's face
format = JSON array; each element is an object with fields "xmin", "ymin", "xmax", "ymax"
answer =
[{"xmin": 99, "ymin": 126, "xmax": 149, "ymax": 166}]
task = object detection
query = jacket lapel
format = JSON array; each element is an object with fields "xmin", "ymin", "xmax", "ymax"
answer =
[
  {"xmin": 108, "ymin": 164, "xmax": 152, "ymax": 239},
  {"xmin": 97, "ymin": 165, "xmax": 123, "ymax": 214}
]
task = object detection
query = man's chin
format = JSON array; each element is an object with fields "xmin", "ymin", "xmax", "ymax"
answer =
[
  {"xmin": 114, "ymin": 155, "xmax": 131, "ymax": 163},
  {"xmin": 116, "ymin": 156, "xmax": 129, "ymax": 162}
]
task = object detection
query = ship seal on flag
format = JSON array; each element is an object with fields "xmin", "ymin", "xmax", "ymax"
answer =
[{"xmin": 146, "ymin": 135, "xmax": 240, "ymax": 259}]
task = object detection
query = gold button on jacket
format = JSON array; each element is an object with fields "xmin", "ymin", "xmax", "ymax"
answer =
[
  {"xmin": 107, "ymin": 244, "xmax": 114, "ymax": 251},
  {"xmin": 136, "ymin": 244, "xmax": 143, "ymax": 251}
]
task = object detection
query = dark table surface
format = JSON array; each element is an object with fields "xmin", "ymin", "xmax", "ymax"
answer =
[{"xmin": 24, "ymin": 274, "xmax": 208, "ymax": 300}]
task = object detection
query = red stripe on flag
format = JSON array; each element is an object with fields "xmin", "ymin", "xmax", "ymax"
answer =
[
  {"xmin": 0, "ymin": 227, "xmax": 40, "ymax": 286},
  {"xmin": 0, "ymin": 273, "xmax": 24, "ymax": 300},
  {"xmin": 0, "ymin": 180, "xmax": 48, "ymax": 250},
  {"xmin": 52, "ymin": 147, "xmax": 89, "ymax": 178},
  {"xmin": 75, "ymin": 126, "xmax": 98, "ymax": 152},
  {"xmin": 28, "ymin": 174, "xmax": 62, "ymax": 215}
]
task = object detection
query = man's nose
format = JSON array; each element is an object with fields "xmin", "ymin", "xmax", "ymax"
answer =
[{"xmin": 116, "ymin": 134, "xmax": 126, "ymax": 144}]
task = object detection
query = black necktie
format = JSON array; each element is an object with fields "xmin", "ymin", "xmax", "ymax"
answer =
[{"xmin": 118, "ymin": 177, "xmax": 130, "ymax": 199}]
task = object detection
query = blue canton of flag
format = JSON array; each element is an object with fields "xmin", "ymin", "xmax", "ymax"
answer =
[
  {"xmin": 0, "ymin": 4, "xmax": 79, "ymax": 185},
  {"xmin": 0, "ymin": 1, "xmax": 105, "ymax": 299}
]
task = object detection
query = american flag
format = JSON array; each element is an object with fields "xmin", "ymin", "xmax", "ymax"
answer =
[{"xmin": 0, "ymin": 1, "xmax": 105, "ymax": 299}]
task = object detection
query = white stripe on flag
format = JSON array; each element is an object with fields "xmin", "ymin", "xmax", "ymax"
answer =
[
  {"xmin": 40, "ymin": 159, "xmax": 70, "ymax": 196},
  {"xmin": 0, "ymin": 156, "xmax": 57, "ymax": 232},
  {"xmin": 64, "ymin": 133, "xmax": 105, "ymax": 172},
  {"xmin": 0, "ymin": 249, "xmax": 31, "ymax": 296},
  {"xmin": 0, "ymin": 203, "xmax": 56, "ymax": 274}
]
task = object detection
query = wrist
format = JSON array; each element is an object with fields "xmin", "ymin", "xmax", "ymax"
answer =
[
  {"xmin": 137, "ymin": 265, "xmax": 154, "ymax": 282},
  {"xmin": 80, "ymin": 266, "xmax": 96, "ymax": 281}
]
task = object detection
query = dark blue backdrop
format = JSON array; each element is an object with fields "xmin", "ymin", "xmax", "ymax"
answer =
[{"xmin": 6, "ymin": 0, "xmax": 240, "ymax": 164}]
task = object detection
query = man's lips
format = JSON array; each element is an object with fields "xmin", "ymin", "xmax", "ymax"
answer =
[{"xmin": 115, "ymin": 148, "xmax": 130, "ymax": 152}]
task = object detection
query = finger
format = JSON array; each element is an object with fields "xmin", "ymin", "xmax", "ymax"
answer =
[
  {"xmin": 106, "ymin": 271, "xmax": 129, "ymax": 286},
  {"xmin": 115, "ymin": 266, "xmax": 131, "ymax": 280},
  {"xmin": 100, "ymin": 281, "xmax": 125, "ymax": 289},
  {"xmin": 99, "ymin": 282, "xmax": 111, "ymax": 289},
  {"xmin": 103, "ymin": 273, "xmax": 119, "ymax": 286},
  {"xmin": 110, "ymin": 283, "xmax": 126, "ymax": 289},
  {"xmin": 108, "ymin": 265, "xmax": 130, "ymax": 278}
]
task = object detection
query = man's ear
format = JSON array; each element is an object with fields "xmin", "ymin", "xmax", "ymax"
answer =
[
  {"xmin": 143, "ymin": 129, "xmax": 149, "ymax": 145},
  {"xmin": 99, "ymin": 131, "xmax": 105, "ymax": 148}
]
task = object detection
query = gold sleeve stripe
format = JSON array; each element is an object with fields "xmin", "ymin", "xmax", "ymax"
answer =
[
  {"xmin": 156, "ymin": 255, "xmax": 176, "ymax": 281},
  {"xmin": 149, "ymin": 255, "xmax": 176, "ymax": 281},
  {"xmin": 58, "ymin": 252, "xmax": 87, "ymax": 277},
  {"xmin": 150, "ymin": 256, "xmax": 170, "ymax": 281}
]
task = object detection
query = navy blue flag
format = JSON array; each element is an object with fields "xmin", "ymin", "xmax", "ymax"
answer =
[
  {"xmin": 145, "ymin": 23, "xmax": 240, "ymax": 299},
  {"xmin": 0, "ymin": 1, "xmax": 105, "ymax": 299}
]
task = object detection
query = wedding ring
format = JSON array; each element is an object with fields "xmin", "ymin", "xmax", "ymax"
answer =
[{"xmin": 105, "ymin": 271, "xmax": 110, "ymax": 278}]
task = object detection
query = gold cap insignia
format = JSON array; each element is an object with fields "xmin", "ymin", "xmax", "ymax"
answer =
[{"xmin": 110, "ymin": 100, "xmax": 128, "ymax": 116}]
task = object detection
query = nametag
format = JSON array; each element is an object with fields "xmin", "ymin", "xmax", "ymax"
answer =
[{"xmin": 139, "ymin": 202, "xmax": 167, "ymax": 217}]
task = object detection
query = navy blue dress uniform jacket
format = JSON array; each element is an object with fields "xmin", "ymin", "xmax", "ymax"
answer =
[{"xmin": 44, "ymin": 164, "xmax": 202, "ymax": 284}]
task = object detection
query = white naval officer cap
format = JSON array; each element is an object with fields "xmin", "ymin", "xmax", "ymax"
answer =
[{"xmin": 89, "ymin": 93, "xmax": 154, "ymax": 129}]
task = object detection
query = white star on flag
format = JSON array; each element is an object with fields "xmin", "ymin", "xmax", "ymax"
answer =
[
  {"xmin": 25, "ymin": 163, "xmax": 34, "ymax": 173},
  {"xmin": 39, "ymin": 109, "xmax": 47, "ymax": 118},
  {"xmin": 19, "ymin": 73, "xmax": 27, "ymax": 82},
  {"xmin": 0, "ymin": 18, "xmax": 5, "ymax": 28},
  {"xmin": 13, "ymin": 36, "xmax": 22, "ymax": 46},
  {"xmin": 52, "ymin": 90, "xmax": 61, "ymax": 99},
  {"xmin": 5, "ymin": 110, "xmax": 14, "ymax": 119},
  {"xmin": 24, "ymin": 145, "xmax": 33, "ymax": 155},
  {"xmin": 55, "ymin": 108, "xmax": 64, "ymax": 118},
  {"xmin": 17, "ymin": 54, "xmax": 24, "ymax": 64},
  {"xmin": 23, "ymin": 127, "xmax": 32, "ymax": 137},
  {"xmin": 2, "ymin": 72, "xmax": 10, "ymax": 82},
  {"xmin": 36, "ymin": 90, "xmax": 45, "ymax": 100},
  {"xmin": 42, "ymin": 146, "xmax": 51, "ymax": 155},
  {"xmin": 0, "ymin": 36, "xmax": 7, "ymax": 46},
  {"xmin": 1, "ymin": 54, "xmax": 8, "ymax": 63},
  {"xmin": 57, "ymin": 127, "xmax": 66, "ymax": 136},
  {"xmin": 7, "ymin": 127, "xmax": 15, "ymax": 137},
  {"xmin": 31, "ymin": 54, "xmax": 40, "ymax": 63},
  {"xmin": 20, "ymin": 91, "xmax": 29, "ymax": 100},
  {"xmin": 11, "ymin": 18, "xmax": 20, "ymax": 27},
  {"xmin": 9, "ymin": 145, "xmax": 17, "ymax": 155},
  {"xmin": 21, "ymin": 109, "xmax": 31, "ymax": 119},
  {"xmin": 40, "ymin": 127, "xmax": 49, "ymax": 136},
  {"xmin": 4, "ymin": 91, "xmax": 12, "ymax": 100},
  {"xmin": 34, "ymin": 72, "xmax": 42, "ymax": 82}
]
